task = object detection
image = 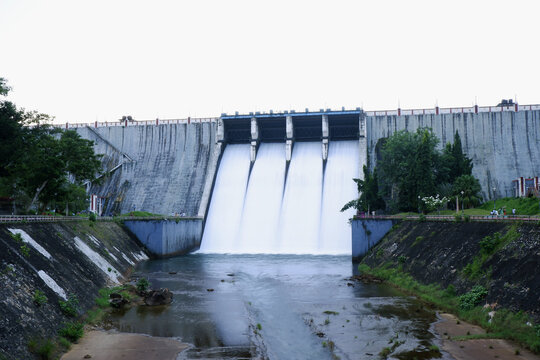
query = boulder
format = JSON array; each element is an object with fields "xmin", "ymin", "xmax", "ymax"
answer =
[
  {"xmin": 109, "ymin": 292, "xmax": 129, "ymax": 308},
  {"xmin": 144, "ymin": 288, "xmax": 173, "ymax": 306}
]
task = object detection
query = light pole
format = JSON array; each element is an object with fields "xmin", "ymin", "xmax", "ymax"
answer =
[
  {"xmin": 461, "ymin": 191, "xmax": 464, "ymax": 214},
  {"xmin": 492, "ymin": 187, "xmax": 496, "ymax": 211},
  {"xmin": 417, "ymin": 195, "xmax": 421, "ymax": 215}
]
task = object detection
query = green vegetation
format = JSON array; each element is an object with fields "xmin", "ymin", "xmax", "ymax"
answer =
[
  {"xmin": 462, "ymin": 226, "xmax": 520, "ymax": 280},
  {"xmin": 358, "ymin": 263, "xmax": 540, "ymax": 353},
  {"xmin": 10, "ymin": 232, "xmax": 22, "ymax": 243},
  {"xmin": 33, "ymin": 290, "xmax": 48, "ymax": 306},
  {"xmin": 121, "ymin": 211, "xmax": 162, "ymax": 217},
  {"xmin": 28, "ymin": 337, "xmax": 55, "ymax": 359},
  {"xmin": 458, "ymin": 285, "xmax": 487, "ymax": 310},
  {"xmin": 89, "ymin": 212, "xmax": 97, "ymax": 222},
  {"xmin": 323, "ymin": 310, "xmax": 339, "ymax": 315},
  {"xmin": 136, "ymin": 278, "xmax": 150, "ymax": 293},
  {"xmin": 412, "ymin": 236, "xmax": 424, "ymax": 246},
  {"xmin": 20, "ymin": 244, "xmax": 30, "ymax": 257},
  {"xmin": 340, "ymin": 165, "xmax": 385, "ymax": 214},
  {"xmin": 0, "ymin": 77, "xmax": 102, "ymax": 214},
  {"xmin": 345, "ymin": 129, "xmax": 480, "ymax": 214},
  {"xmin": 256, "ymin": 323, "xmax": 262, "ymax": 330},
  {"xmin": 58, "ymin": 322, "xmax": 84, "ymax": 342},
  {"xmin": 480, "ymin": 196, "xmax": 540, "ymax": 215},
  {"xmin": 59, "ymin": 295, "xmax": 79, "ymax": 317}
]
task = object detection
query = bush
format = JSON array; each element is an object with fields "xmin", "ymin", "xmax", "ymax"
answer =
[
  {"xmin": 28, "ymin": 338, "xmax": 55, "ymax": 359},
  {"xmin": 33, "ymin": 290, "xmax": 48, "ymax": 306},
  {"xmin": 20, "ymin": 244, "xmax": 30, "ymax": 257},
  {"xmin": 59, "ymin": 295, "xmax": 79, "ymax": 317},
  {"xmin": 10, "ymin": 232, "xmax": 23, "ymax": 243},
  {"xmin": 463, "ymin": 214, "xmax": 471, "ymax": 222},
  {"xmin": 459, "ymin": 285, "xmax": 488, "ymax": 310},
  {"xmin": 58, "ymin": 322, "xmax": 84, "ymax": 342},
  {"xmin": 418, "ymin": 214, "xmax": 426, "ymax": 222},
  {"xmin": 89, "ymin": 212, "xmax": 97, "ymax": 222},
  {"xmin": 136, "ymin": 278, "xmax": 150, "ymax": 293},
  {"xmin": 454, "ymin": 214, "xmax": 462, "ymax": 222}
]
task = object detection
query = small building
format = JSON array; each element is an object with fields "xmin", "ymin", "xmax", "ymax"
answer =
[
  {"xmin": 89, "ymin": 194, "xmax": 104, "ymax": 216},
  {"xmin": 512, "ymin": 177, "xmax": 539, "ymax": 197}
]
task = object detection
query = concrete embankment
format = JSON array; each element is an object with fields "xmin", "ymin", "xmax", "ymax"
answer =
[
  {"xmin": 0, "ymin": 221, "xmax": 149, "ymax": 359},
  {"xmin": 356, "ymin": 220, "xmax": 540, "ymax": 322}
]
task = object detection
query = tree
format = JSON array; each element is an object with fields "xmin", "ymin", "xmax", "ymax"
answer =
[
  {"xmin": 378, "ymin": 128, "xmax": 440, "ymax": 212},
  {"xmin": 0, "ymin": 77, "xmax": 103, "ymax": 213},
  {"xmin": 452, "ymin": 175, "xmax": 481, "ymax": 208},
  {"xmin": 341, "ymin": 165, "xmax": 385, "ymax": 214},
  {"xmin": 439, "ymin": 131, "xmax": 473, "ymax": 184}
]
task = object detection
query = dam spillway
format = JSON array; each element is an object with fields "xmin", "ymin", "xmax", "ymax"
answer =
[{"xmin": 199, "ymin": 140, "xmax": 360, "ymax": 255}]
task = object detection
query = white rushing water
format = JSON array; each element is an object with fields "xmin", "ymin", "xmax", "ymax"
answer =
[
  {"xmin": 199, "ymin": 144, "xmax": 251, "ymax": 253},
  {"xmin": 237, "ymin": 143, "xmax": 286, "ymax": 253},
  {"xmin": 319, "ymin": 141, "xmax": 360, "ymax": 254},
  {"xmin": 200, "ymin": 141, "xmax": 359, "ymax": 255},
  {"xmin": 278, "ymin": 142, "xmax": 323, "ymax": 254}
]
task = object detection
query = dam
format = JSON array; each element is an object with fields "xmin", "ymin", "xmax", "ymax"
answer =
[{"xmin": 73, "ymin": 104, "xmax": 540, "ymax": 255}]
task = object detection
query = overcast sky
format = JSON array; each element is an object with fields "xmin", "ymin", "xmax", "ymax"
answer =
[{"xmin": 1, "ymin": 0, "xmax": 539, "ymax": 124}]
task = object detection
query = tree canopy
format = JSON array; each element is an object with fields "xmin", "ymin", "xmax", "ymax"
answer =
[
  {"xmin": 343, "ymin": 127, "xmax": 481, "ymax": 214},
  {"xmin": 0, "ymin": 77, "xmax": 102, "ymax": 214}
]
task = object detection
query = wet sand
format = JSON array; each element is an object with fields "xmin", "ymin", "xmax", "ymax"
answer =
[
  {"xmin": 61, "ymin": 330, "xmax": 188, "ymax": 360},
  {"xmin": 434, "ymin": 313, "xmax": 540, "ymax": 360}
]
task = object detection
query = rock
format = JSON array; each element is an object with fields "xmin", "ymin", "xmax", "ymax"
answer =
[
  {"xmin": 109, "ymin": 292, "xmax": 129, "ymax": 308},
  {"xmin": 144, "ymin": 288, "xmax": 173, "ymax": 306}
]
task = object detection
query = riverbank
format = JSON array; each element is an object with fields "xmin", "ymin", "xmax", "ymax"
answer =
[
  {"xmin": 357, "ymin": 220, "xmax": 540, "ymax": 354},
  {"xmin": 434, "ymin": 313, "xmax": 539, "ymax": 360},
  {"xmin": 60, "ymin": 330, "xmax": 188, "ymax": 360},
  {"xmin": 0, "ymin": 221, "xmax": 149, "ymax": 359}
]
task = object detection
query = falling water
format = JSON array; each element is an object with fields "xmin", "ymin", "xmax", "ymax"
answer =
[
  {"xmin": 200, "ymin": 141, "xmax": 359, "ymax": 254},
  {"xmin": 199, "ymin": 144, "xmax": 251, "ymax": 253},
  {"xmin": 278, "ymin": 142, "xmax": 323, "ymax": 254},
  {"xmin": 319, "ymin": 141, "xmax": 360, "ymax": 254},
  {"xmin": 237, "ymin": 143, "xmax": 286, "ymax": 253}
]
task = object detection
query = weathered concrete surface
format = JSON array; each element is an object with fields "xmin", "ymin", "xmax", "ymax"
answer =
[
  {"xmin": 61, "ymin": 330, "xmax": 188, "ymax": 360},
  {"xmin": 361, "ymin": 221, "xmax": 540, "ymax": 322},
  {"xmin": 76, "ymin": 123, "xmax": 218, "ymax": 216},
  {"xmin": 124, "ymin": 219, "xmax": 202, "ymax": 257},
  {"xmin": 366, "ymin": 110, "xmax": 540, "ymax": 200},
  {"xmin": 351, "ymin": 219, "xmax": 399, "ymax": 261},
  {"xmin": 0, "ymin": 222, "xmax": 149, "ymax": 359}
]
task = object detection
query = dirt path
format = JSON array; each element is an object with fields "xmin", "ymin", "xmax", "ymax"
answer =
[
  {"xmin": 434, "ymin": 313, "xmax": 539, "ymax": 360},
  {"xmin": 60, "ymin": 330, "xmax": 188, "ymax": 360}
]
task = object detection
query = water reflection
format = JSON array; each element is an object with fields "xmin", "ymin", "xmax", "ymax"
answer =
[{"xmin": 108, "ymin": 254, "xmax": 442, "ymax": 359}]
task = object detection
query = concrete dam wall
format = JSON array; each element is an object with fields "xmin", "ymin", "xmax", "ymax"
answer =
[
  {"xmin": 76, "ymin": 122, "xmax": 219, "ymax": 217},
  {"xmin": 366, "ymin": 110, "xmax": 540, "ymax": 200},
  {"xmin": 75, "ymin": 107, "xmax": 540, "ymax": 255}
]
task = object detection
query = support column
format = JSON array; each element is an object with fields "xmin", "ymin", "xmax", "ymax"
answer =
[
  {"xmin": 286, "ymin": 115, "xmax": 293, "ymax": 161},
  {"xmin": 216, "ymin": 118, "xmax": 225, "ymax": 143},
  {"xmin": 358, "ymin": 113, "xmax": 368, "ymax": 180},
  {"xmin": 322, "ymin": 114, "xmax": 329, "ymax": 161},
  {"xmin": 250, "ymin": 117, "xmax": 259, "ymax": 162}
]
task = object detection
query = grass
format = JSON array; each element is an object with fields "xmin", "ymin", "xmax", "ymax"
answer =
[
  {"xmin": 358, "ymin": 263, "xmax": 540, "ymax": 353},
  {"xmin": 58, "ymin": 322, "xmax": 84, "ymax": 342},
  {"xmin": 33, "ymin": 290, "xmax": 48, "ymax": 306},
  {"xmin": 59, "ymin": 295, "xmax": 79, "ymax": 317},
  {"xmin": 28, "ymin": 338, "xmax": 55, "ymax": 359},
  {"xmin": 480, "ymin": 196, "xmax": 540, "ymax": 215},
  {"xmin": 119, "ymin": 211, "xmax": 162, "ymax": 217}
]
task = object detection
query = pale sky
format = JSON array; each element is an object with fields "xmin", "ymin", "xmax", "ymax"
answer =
[{"xmin": 1, "ymin": 0, "xmax": 539, "ymax": 124}]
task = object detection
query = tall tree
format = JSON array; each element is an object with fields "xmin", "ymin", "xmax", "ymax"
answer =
[
  {"xmin": 378, "ymin": 128, "xmax": 440, "ymax": 212},
  {"xmin": 0, "ymin": 77, "xmax": 103, "ymax": 213}
]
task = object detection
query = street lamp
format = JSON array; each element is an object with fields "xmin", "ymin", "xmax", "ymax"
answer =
[
  {"xmin": 417, "ymin": 195, "xmax": 421, "ymax": 215},
  {"xmin": 461, "ymin": 191, "xmax": 464, "ymax": 214}
]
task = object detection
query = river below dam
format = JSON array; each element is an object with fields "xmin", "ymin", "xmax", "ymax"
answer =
[{"xmin": 106, "ymin": 254, "xmax": 450, "ymax": 360}]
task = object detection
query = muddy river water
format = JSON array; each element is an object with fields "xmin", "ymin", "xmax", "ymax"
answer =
[{"xmin": 108, "ymin": 254, "xmax": 450, "ymax": 359}]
